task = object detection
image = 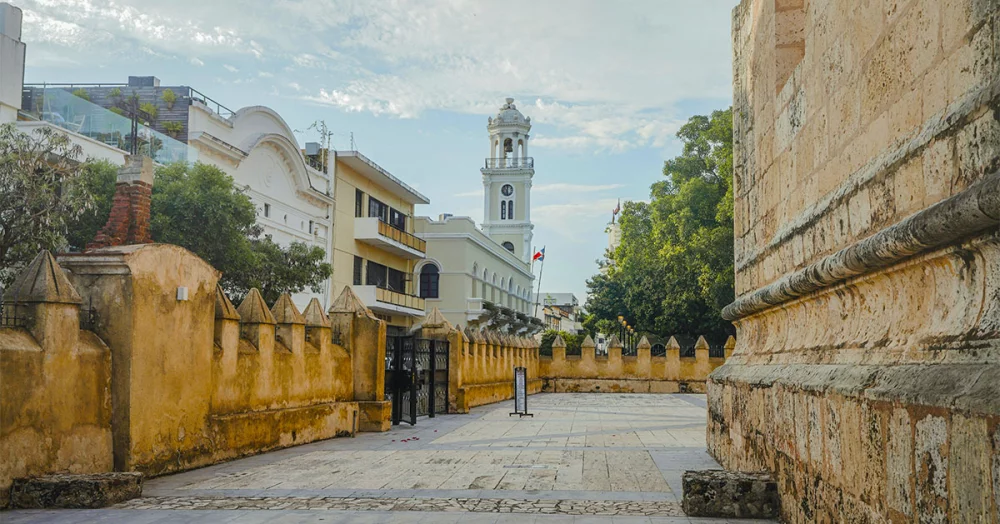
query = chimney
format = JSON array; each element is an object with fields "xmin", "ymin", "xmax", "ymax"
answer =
[{"xmin": 88, "ymin": 156, "xmax": 154, "ymax": 249}]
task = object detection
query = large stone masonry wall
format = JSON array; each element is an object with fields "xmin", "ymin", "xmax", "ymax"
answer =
[
  {"xmin": 540, "ymin": 335, "xmax": 732, "ymax": 394},
  {"xmin": 712, "ymin": 0, "xmax": 1000, "ymax": 522}
]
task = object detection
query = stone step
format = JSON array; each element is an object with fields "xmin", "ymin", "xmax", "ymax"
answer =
[
  {"xmin": 681, "ymin": 469, "xmax": 778, "ymax": 519},
  {"xmin": 10, "ymin": 472, "xmax": 143, "ymax": 509}
]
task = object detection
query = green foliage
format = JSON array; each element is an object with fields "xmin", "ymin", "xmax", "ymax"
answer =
[
  {"xmin": 109, "ymin": 87, "xmax": 122, "ymax": 98},
  {"xmin": 109, "ymin": 106, "xmax": 126, "ymax": 117},
  {"xmin": 538, "ymin": 330, "xmax": 584, "ymax": 356},
  {"xmin": 0, "ymin": 124, "xmax": 95, "ymax": 285},
  {"xmin": 150, "ymin": 163, "xmax": 331, "ymax": 304},
  {"xmin": 585, "ymin": 108, "xmax": 735, "ymax": 341},
  {"xmin": 65, "ymin": 160, "xmax": 119, "ymax": 251},
  {"xmin": 139, "ymin": 102, "xmax": 157, "ymax": 121},
  {"xmin": 160, "ymin": 88, "xmax": 177, "ymax": 105},
  {"xmin": 71, "ymin": 88, "xmax": 90, "ymax": 101},
  {"xmin": 163, "ymin": 121, "xmax": 184, "ymax": 135}
]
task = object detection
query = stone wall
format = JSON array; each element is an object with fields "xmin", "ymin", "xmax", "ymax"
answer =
[
  {"xmin": 712, "ymin": 0, "xmax": 1000, "ymax": 521},
  {"xmin": 1, "ymin": 245, "xmax": 390, "ymax": 507},
  {"xmin": 540, "ymin": 335, "xmax": 732, "ymax": 394},
  {"xmin": 0, "ymin": 252, "xmax": 113, "ymax": 508}
]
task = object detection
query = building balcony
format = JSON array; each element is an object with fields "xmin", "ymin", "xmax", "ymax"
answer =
[
  {"xmin": 354, "ymin": 217, "xmax": 426, "ymax": 259},
  {"xmin": 351, "ymin": 285, "xmax": 425, "ymax": 317},
  {"xmin": 483, "ymin": 157, "xmax": 534, "ymax": 170}
]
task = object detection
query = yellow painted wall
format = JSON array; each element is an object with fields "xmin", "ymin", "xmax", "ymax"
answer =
[{"xmin": 331, "ymin": 159, "xmax": 418, "ymax": 327}]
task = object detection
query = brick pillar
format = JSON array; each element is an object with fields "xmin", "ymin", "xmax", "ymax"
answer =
[{"xmin": 88, "ymin": 156, "xmax": 153, "ymax": 249}]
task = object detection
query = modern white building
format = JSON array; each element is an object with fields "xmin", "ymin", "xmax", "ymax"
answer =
[
  {"xmin": 413, "ymin": 99, "xmax": 539, "ymax": 331},
  {"xmin": 535, "ymin": 292, "xmax": 584, "ymax": 334}
]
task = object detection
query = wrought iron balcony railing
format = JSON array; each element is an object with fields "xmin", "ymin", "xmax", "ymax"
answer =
[{"xmin": 484, "ymin": 157, "xmax": 534, "ymax": 169}]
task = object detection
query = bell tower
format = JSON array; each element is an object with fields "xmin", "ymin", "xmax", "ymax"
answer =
[{"xmin": 481, "ymin": 97, "xmax": 534, "ymax": 263}]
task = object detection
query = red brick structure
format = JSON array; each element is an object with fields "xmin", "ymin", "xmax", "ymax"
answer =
[{"xmin": 88, "ymin": 156, "xmax": 154, "ymax": 249}]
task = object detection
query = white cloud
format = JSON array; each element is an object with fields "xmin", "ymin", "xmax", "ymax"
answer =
[
  {"xmin": 19, "ymin": 0, "xmax": 735, "ymax": 151},
  {"xmin": 189, "ymin": 57, "xmax": 204, "ymax": 67},
  {"xmin": 222, "ymin": 64, "xmax": 239, "ymax": 73},
  {"xmin": 453, "ymin": 190, "xmax": 482, "ymax": 198}
]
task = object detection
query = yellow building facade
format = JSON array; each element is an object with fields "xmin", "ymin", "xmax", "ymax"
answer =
[{"xmin": 330, "ymin": 151, "xmax": 430, "ymax": 330}]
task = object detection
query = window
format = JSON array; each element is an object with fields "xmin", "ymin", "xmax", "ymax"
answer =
[
  {"xmin": 388, "ymin": 207, "xmax": 406, "ymax": 231},
  {"xmin": 366, "ymin": 261, "xmax": 387, "ymax": 287},
  {"xmin": 387, "ymin": 267, "xmax": 406, "ymax": 292},
  {"xmin": 419, "ymin": 265, "xmax": 439, "ymax": 299},
  {"xmin": 355, "ymin": 189, "xmax": 364, "ymax": 217},
  {"xmin": 368, "ymin": 197, "xmax": 388, "ymax": 222},
  {"xmin": 309, "ymin": 220, "xmax": 314, "ymax": 234},
  {"xmin": 502, "ymin": 241, "xmax": 515, "ymax": 253},
  {"xmin": 263, "ymin": 203, "xmax": 270, "ymax": 217},
  {"xmin": 501, "ymin": 201, "xmax": 506, "ymax": 220},
  {"xmin": 775, "ymin": 0, "xmax": 805, "ymax": 93},
  {"xmin": 508, "ymin": 200, "xmax": 514, "ymax": 219},
  {"xmin": 353, "ymin": 256, "xmax": 363, "ymax": 285}
]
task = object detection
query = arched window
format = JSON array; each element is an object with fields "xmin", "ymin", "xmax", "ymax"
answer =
[
  {"xmin": 419, "ymin": 265, "xmax": 439, "ymax": 299},
  {"xmin": 508, "ymin": 200, "xmax": 514, "ymax": 219},
  {"xmin": 501, "ymin": 200, "xmax": 506, "ymax": 220},
  {"xmin": 502, "ymin": 241, "xmax": 515, "ymax": 253}
]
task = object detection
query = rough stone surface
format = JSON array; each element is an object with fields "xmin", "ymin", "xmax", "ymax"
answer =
[
  {"xmin": 10, "ymin": 473, "xmax": 142, "ymax": 509},
  {"xmin": 681, "ymin": 470, "xmax": 778, "ymax": 518}
]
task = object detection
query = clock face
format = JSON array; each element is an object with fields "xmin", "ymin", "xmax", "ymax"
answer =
[{"xmin": 501, "ymin": 184, "xmax": 514, "ymax": 196}]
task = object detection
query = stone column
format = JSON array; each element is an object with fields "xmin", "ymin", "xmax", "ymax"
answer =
[
  {"xmin": 271, "ymin": 293, "xmax": 305, "ymax": 355},
  {"xmin": 606, "ymin": 334, "xmax": 623, "ymax": 378},
  {"xmin": 580, "ymin": 335, "xmax": 596, "ymax": 378},
  {"xmin": 329, "ymin": 286, "xmax": 388, "ymax": 432},
  {"xmin": 666, "ymin": 336, "xmax": 681, "ymax": 381},
  {"xmin": 237, "ymin": 289, "xmax": 276, "ymax": 354},
  {"xmin": 303, "ymin": 298, "xmax": 332, "ymax": 354},
  {"xmin": 694, "ymin": 335, "xmax": 710, "ymax": 380},
  {"xmin": 637, "ymin": 335, "xmax": 652, "ymax": 380}
]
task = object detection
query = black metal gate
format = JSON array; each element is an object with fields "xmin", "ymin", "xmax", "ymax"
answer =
[{"xmin": 385, "ymin": 335, "xmax": 449, "ymax": 425}]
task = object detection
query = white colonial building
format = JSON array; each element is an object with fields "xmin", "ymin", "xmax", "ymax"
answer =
[{"xmin": 413, "ymin": 98, "xmax": 538, "ymax": 330}]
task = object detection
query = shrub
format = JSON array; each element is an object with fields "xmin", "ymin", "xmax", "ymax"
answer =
[
  {"xmin": 71, "ymin": 88, "xmax": 90, "ymax": 101},
  {"xmin": 109, "ymin": 87, "xmax": 122, "ymax": 98},
  {"xmin": 163, "ymin": 121, "xmax": 183, "ymax": 135},
  {"xmin": 139, "ymin": 102, "xmax": 158, "ymax": 121},
  {"xmin": 161, "ymin": 88, "xmax": 177, "ymax": 105}
]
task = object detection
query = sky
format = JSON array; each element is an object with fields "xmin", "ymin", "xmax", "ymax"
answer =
[{"xmin": 17, "ymin": 0, "xmax": 738, "ymax": 304}]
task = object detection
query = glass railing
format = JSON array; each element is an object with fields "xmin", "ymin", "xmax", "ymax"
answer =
[
  {"xmin": 375, "ymin": 287, "xmax": 425, "ymax": 311},
  {"xmin": 376, "ymin": 219, "xmax": 426, "ymax": 252},
  {"xmin": 18, "ymin": 86, "xmax": 197, "ymax": 165}
]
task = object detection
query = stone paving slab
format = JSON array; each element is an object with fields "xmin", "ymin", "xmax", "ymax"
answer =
[{"xmin": 3, "ymin": 393, "xmax": 778, "ymax": 523}]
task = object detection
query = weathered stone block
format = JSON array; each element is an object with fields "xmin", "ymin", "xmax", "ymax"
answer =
[
  {"xmin": 681, "ymin": 470, "xmax": 779, "ymax": 518},
  {"xmin": 10, "ymin": 473, "xmax": 142, "ymax": 509}
]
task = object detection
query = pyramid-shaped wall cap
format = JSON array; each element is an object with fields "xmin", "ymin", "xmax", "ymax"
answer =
[
  {"xmin": 637, "ymin": 336, "xmax": 651, "ymax": 349},
  {"xmin": 237, "ymin": 288, "xmax": 276, "ymax": 324},
  {"xmin": 271, "ymin": 294, "xmax": 305, "ymax": 325},
  {"xmin": 551, "ymin": 334, "xmax": 566, "ymax": 348},
  {"xmin": 695, "ymin": 335, "xmax": 710, "ymax": 350},
  {"xmin": 724, "ymin": 335, "xmax": 736, "ymax": 349},
  {"xmin": 419, "ymin": 307, "xmax": 452, "ymax": 330},
  {"xmin": 328, "ymin": 285, "xmax": 377, "ymax": 319},
  {"xmin": 666, "ymin": 336, "xmax": 681, "ymax": 350},
  {"xmin": 4, "ymin": 251, "xmax": 82, "ymax": 305},
  {"xmin": 581, "ymin": 335, "xmax": 596, "ymax": 349},
  {"xmin": 303, "ymin": 298, "xmax": 331, "ymax": 327},
  {"xmin": 607, "ymin": 334, "xmax": 623, "ymax": 348},
  {"xmin": 215, "ymin": 285, "xmax": 240, "ymax": 320}
]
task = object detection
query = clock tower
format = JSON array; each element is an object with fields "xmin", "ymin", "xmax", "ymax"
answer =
[{"xmin": 481, "ymin": 98, "xmax": 534, "ymax": 263}]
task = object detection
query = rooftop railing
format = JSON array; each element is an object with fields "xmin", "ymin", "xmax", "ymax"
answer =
[
  {"xmin": 18, "ymin": 86, "xmax": 197, "ymax": 165},
  {"xmin": 484, "ymin": 157, "xmax": 533, "ymax": 169}
]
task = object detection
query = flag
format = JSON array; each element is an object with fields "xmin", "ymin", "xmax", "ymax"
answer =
[
  {"xmin": 533, "ymin": 248, "xmax": 545, "ymax": 261},
  {"xmin": 613, "ymin": 199, "xmax": 620, "ymax": 215}
]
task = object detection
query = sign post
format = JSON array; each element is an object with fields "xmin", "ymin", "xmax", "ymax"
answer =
[{"xmin": 509, "ymin": 366, "xmax": 533, "ymax": 418}]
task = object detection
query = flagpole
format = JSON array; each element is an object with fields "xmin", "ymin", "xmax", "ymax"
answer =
[{"xmin": 533, "ymin": 247, "xmax": 545, "ymax": 318}]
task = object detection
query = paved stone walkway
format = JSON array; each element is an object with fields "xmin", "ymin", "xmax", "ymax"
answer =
[{"xmin": 5, "ymin": 393, "xmax": 776, "ymax": 523}]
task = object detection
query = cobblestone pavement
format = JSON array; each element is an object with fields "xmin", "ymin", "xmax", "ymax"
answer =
[{"xmin": 4, "ymin": 393, "xmax": 777, "ymax": 523}]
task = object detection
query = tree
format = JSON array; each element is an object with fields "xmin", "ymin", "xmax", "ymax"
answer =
[
  {"xmin": 149, "ymin": 163, "xmax": 331, "ymax": 304},
  {"xmin": 585, "ymin": 108, "xmax": 735, "ymax": 341},
  {"xmin": 0, "ymin": 123, "xmax": 96, "ymax": 286},
  {"xmin": 65, "ymin": 160, "xmax": 119, "ymax": 251}
]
